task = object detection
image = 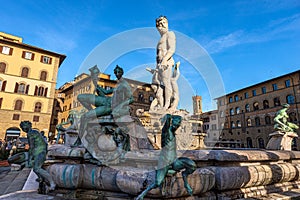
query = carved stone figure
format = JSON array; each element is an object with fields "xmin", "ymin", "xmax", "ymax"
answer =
[
  {"xmin": 146, "ymin": 67, "xmax": 163, "ymax": 111},
  {"xmin": 169, "ymin": 61, "xmax": 180, "ymax": 111},
  {"xmin": 136, "ymin": 114, "xmax": 196, "ymax": 199},
  {"xmin": 20, "ymin": 121, "xmax": 56, "ymax": 192},
  {"xmin": 155, "ymin": 16, "xmax": 177, "ymax": 111}
]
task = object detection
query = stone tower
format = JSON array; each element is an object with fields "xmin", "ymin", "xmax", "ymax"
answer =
[{"xmin": 192, "ymin": 95, "xmax": 202, "ymax": 115}]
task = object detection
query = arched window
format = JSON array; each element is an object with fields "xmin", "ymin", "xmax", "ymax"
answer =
[
  {"xmin": 21, "ymin": 67, "xmax": 29, "ymax": 78},
  {"xmin": 245, "ymin": 104, "xmax": 250, "ymax": 112},
  {"xmin": 138, "ymin": 92, "xmax": 144, "ymax": 102},
  {"xmin": 0, "ymin": 79, "xmax": 7, "ymax": 91},
  {"xmin": 40, "ymin": 71, "xmax": 47, "ymax": 81},
  {"xmin": 265, "ymin": 115, "xmax": 271, "ymax": 125},
  {"xmin": 235, "ymin": 107, "xmax": 241, "ymax": 114},
  {"xmin": 149, "ymin": 95, "xmax": 154, "ymax": 103},
  {"xmin": 274, "ymin": 97, "xmax": 281, "ymax": 107},
  {"xmin": 230, "ymin": 108, "xmax": 234, "ymax": 115},
  {"xmin": 18, "ymin": 83, "xmax": 26, "ymax": 94},
  {"xmin": 289, "ymin": 112, "xmax": 297, "ymax": 122},
  {"xmin": 14, "ymin": 100, "xmax": 23, "ymax": 110},
  {"xmin": 255, "ymin": 117, "xmax": 261, "ymax": 126},
  {"xmin": 253, "ymin": 102, "xmax": 259, "ymax": 111},
  {"xmin": 0, "ymin": 62, "xmax": 6, "ymax": 73},
  {"xmin": 220, "ymin": 111, "xmax": 224, "ymax": 117},
  {"xmin": 236, "ymin": 120, "xmax": 241, "ymax": 127},
  {"xmin": 247, "ymin": 118, "xmax": 252, "ymax": 127},
  {"xmin": 224, "ymin": 122, "xmax": 229, "ymax": 129},
  {"xmin": 258, "ymin": 138, "xmax": 265, "ymax": 149},
  {"xmin": 263, "ymin": 100, "xmax": 269, "ymax": 109},
  {"xmin": 230, "ymin": 121, "xmax": 235, "ymax": 128},
  {"xmin": 234, "ymin": 95, "xmax": 239, "ymax": 102},
  {"xmin": 34, "ymin": 102, "xmax": 42, "ymax": 112},
  {"xmin": 247, "ymin": 137, "xmax": 253, "ymax": 148},
  {"xmin": 286, "ymin": 95, "xmax": 295, "ymax": 104},
  {"xmin": 14, "ymin": 83, "xmax": 29, "ymax": 94},
  {"xmin": 34, "ymin": 86, "xmax": 48, "ymax": 97}
]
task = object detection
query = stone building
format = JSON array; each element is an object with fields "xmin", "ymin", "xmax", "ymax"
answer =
[
  {"xmin": 215, "ymin": 70, "xmax": 300, "ymax": 149},
  {"xmin": 0, "ymin": 32, "xmax": 66, "ymax": 140},
  {"xmin": 201, "ymin": 110, "xmax": 220, "ymax": 147},
  {"xmin": 54, "ymin": 72, "xmax": 155, "ymax": 137}
]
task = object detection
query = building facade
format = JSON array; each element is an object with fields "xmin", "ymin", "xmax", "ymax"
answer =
[
  {"xmin": 216, "ymin": 70, "xmax": 300, "ymax": 149},
  {"xmin": 201, "ymin": 110, "xmax": 220, "ymax": 146},
  {"xmin": 0, "ymin": 32, "xmax": 66, "ymax": 140}
]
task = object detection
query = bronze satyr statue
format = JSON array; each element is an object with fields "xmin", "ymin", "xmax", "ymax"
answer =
[
  {"xmin": 20, "ymin": 121, "xmax": 56, "ymax": 193},
  {"xmin": 136, "ymin": 114, "xmax": 196, "ymax": 200}
]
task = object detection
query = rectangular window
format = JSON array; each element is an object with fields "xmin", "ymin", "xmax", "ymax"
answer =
[
  {"xmin": 12, "ymin": 114, "xmax": 20, "ymax": 120},
  {"xmin": 285, "ymin": 80, "xmax": 291, "ymax": 88},
  {"xmin": 33, "ymin": 115, "xmax": 39, "ymax": 122},
  {"xmin": 261, "ymin": 86, "xmax": 266, "ymax": 94},
  {"xmin": 244, "ymin": 92, "xmax": 249, "ymax": 99},
  {"xmin": 272, "ymin": 83, "xmax": 278, "ymax": 91},
  {"xmin": 252, "ymin": 90, "xmax": 256, "ymax": 96},
  {"xmin": 22, "ymin": 51, "xmax": 34, "ymax": 60},
  {"xmin": 41, "ymin": 55, "xmax": 52, "ymax": 64},
  {"xmin": 212, "ymin": 124, "xmax": 217, "ymax": 130},
  {"xmin": 211, "ymin": 115, "xmax": 216, "ymax": 120},
  {"xmin": 1, "ymin": 46, "xmax": 13, "ymax": 55},
  {"xmin": 229, "ymin": 97, "xmax": 233, "ymax": 103}
]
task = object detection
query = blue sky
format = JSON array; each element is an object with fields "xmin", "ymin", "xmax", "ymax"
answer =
[{"xmin": 1, "ymin": 0, "xmax": 300, "ymax": 112}]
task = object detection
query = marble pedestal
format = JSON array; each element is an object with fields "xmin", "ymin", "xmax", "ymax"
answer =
[{"xmin": 266, "ymin": 131, "xmax": 298, "ymax": 150}]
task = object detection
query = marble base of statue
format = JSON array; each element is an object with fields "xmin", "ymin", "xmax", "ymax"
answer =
[
  {"xmin": 64, "ymin": 130, "xmax": 79, "ymax": 146},
  {"xmin": 266, "ymin": 131, "xmax": 298, "ymax": 151}
]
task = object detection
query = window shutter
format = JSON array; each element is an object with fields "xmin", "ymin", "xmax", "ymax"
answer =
[
  {"xmin": 40, "ymin": 56, "xmax": 43, "ymax": 62},
  {"xmin": 49, "ymin": 57, "xmax": 52, "ymax": 64},
  {"xmin": 0, "ymin": 46, "xmax": 2, "ymax": 53},
  {"xmin": 22, "ymin": 51, "xmax": 26, "ymax": 58},
  {"xmin": 44, "ymin": 88, "xmax": 48, "ymax": 97},
  {"xmin": 1, "ymin": 81, "xmax": 6, "ymax": 91},
  {"xmin": 31, "ymin": 53, "xmax": 35, "ymax": 60},
  {"xmin": 9, "ymin": 48, "xmax": 13, "ymax": 55},
  {"xmin": 25, "ymin": 85, "xmax": 30, "ymax": 94},
  {"xmin": 0, "ymin": 98, "xmax": 2, "ymax": 108},
  {"xmin": 34, "ymin": 86, "xmax": 38, "ymax": 95},
  {"xmin": 14, "ymin": 83, "xmax": 19, "ymax": 93}
]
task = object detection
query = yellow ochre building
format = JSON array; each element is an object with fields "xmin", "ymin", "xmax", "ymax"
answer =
[{"xmin": 0, "ymin": 32, "xmax": 66, "ymax": 140}]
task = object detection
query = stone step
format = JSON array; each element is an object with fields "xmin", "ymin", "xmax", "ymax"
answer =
[{"xmin": 2, "ymin": 168, "xmax": 31, "ymax": 195}]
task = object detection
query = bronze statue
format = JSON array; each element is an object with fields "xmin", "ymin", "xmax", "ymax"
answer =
[
  {"xmin": 274, "ymin": 103, "xmax": 299, "ymax": 132},
  {"xmin": 78, "ymin": 65, "xmax": 133, "ymax": 134},
  {"xmin": 136, "ymin": 114, "xmax": 196, "ymax": 199},
  {"xmin": 78, "ymin": 65, "xmax": 113, "ymax": 120},
  {"xmin": 20, "ymin": 121, "xmax": 56, "ymax": 193},
  {"xmin": 56, "ymin": 110, "xmax": 78, "ymax": 144}
]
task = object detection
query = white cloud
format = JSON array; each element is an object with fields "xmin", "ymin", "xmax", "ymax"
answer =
[{"xmin": 203, "ymin": 14, "xmax": 300, "ymax": 54}]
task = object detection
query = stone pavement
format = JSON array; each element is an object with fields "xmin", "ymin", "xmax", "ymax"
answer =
[{"xmin": 0, "ymin": 166, "xmax": 65, "ymax": 200}]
